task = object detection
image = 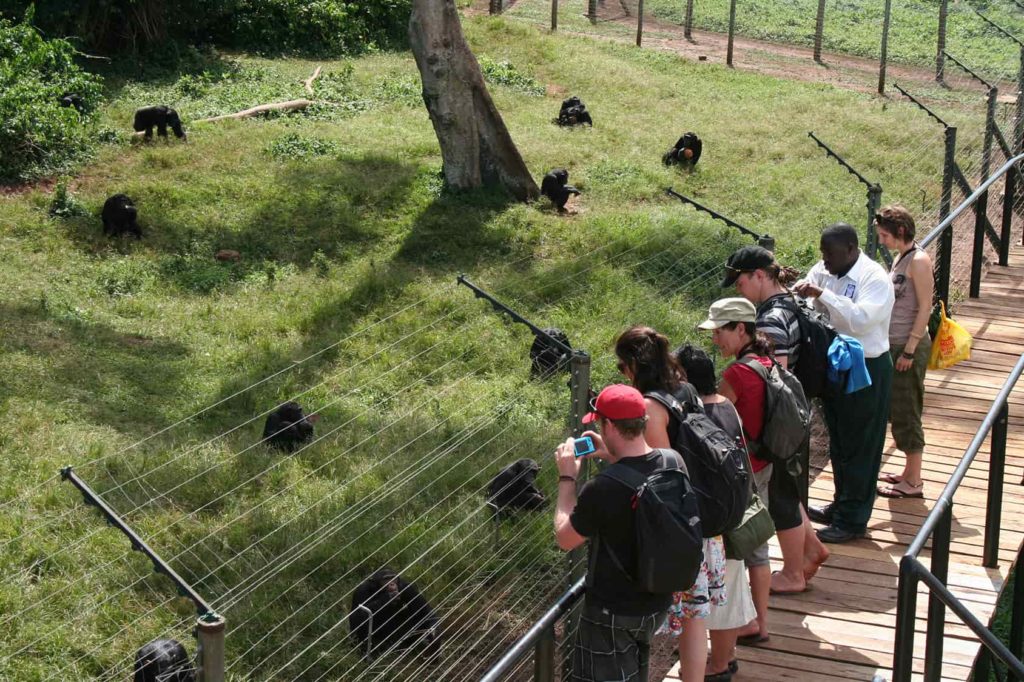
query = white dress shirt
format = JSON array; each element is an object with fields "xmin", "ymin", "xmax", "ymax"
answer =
[{"xmin": 803, "ymin": 252, "xmax": 895, "ymax": 358}]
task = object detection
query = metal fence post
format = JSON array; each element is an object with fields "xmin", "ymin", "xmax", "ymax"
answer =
[
  {"xmin": 727, "ymin": 0, "xmax": 737, "ymax": 66},
  {"xmin": 970, "ymin": 189, "xmax": 989, "ymax": 298},
  {"xmin": 1012, "ymin": 543, "xmax": 1024, "ymax": 682},
  {"xmin": 563, "ymin": 351, "xmax": 591, "ymax": 681},
  {"xmin": 984, "ymin": 404, "xmax": 1008, "ymax": 568},
  {"xmin": 813, "ymin": 0, "xmax": 826, "ymax": 63},
  {"xmin": 924, "ymin": 504, "xmax": 952, "ymax": 681},
  {"xmin": 936, "ymin": 0, "xmax": 948, "ymax": 82},
  {"xmin": 936, "ymin": 126, "xmax": 957, "ymax": 309},
  {"xmin": 892, "ymin": 557, "xmax": 919, "ymax": 682},
  {"xmin": 878, "ymin": 0, "xmax": 892, "ymax": 94},
  {"xmin": 197, "ymin": 613, "xmax": 226, "ymax": 682},
  {"xmin": 684, "ymin": 0, "xmax": 694, "ymax": 40},
  {"xmin": 534, "ymin": 625, "xmax": 556, "ymax": 682},
  {"xmin": 1008, "ymin": 164, "xmax": 1019, "ymax": 258},
  {"xmin": 588, "ymin": 0, "xmax": 597, "ymax": 23},
  {"xmin": 636, "ymin": 0, "xmax": 644, "ymax": 46},
  {"xmin": 983, "ymin": 88, "xmax": 997, "ymax": 179},
  {"xmin": 551, "ymin": 0, "xmax": 558, "ymax": 31},
  {"xmin": 867, "ymin": 184, "xmax": 883, "ymax": 261}
]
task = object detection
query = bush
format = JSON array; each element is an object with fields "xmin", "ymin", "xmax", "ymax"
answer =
[
  {"xmin": 48, "ymin": 179, "xmax": 88, "ymax": 218},
  {"xmin": 265, "ymin": 132, "xmax": 339, "ymax": 160},
  {"xmin": 0, "ymin": 10, "xmax": 102, "ymax": 182},
  {"xmin": 478, "ymin": 57, "xmax": 545, "ymax": 96}
]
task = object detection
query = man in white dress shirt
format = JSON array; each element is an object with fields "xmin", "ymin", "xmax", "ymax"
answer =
[{"xmin": 794, "ymin": 223, "xmax": 895, "ymax": 543}]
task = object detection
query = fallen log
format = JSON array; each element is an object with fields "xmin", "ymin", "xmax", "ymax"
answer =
[
  {"xmin": 303, "ymin": 66, "xmax": 323, "ymax": 96},
  {"xmin": 193, "ymin": 99, "xmax": 314, "ymax": 123}
]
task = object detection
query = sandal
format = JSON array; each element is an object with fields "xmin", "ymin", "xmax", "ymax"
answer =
[
  {"xmin": 878, "ymin": 472, "xmax": 903, "ymax": 484},
  {"xmin": 877, "ymin": 482, "xmax": 924, "ymax": 499}
]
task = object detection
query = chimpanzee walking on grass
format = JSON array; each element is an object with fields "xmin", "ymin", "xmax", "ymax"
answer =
[{"xmin": 133, "ymin": 106, "xmax": 187, "ymax": 141}]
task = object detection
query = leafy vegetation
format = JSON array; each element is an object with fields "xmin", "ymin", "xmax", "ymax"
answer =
[{"xmin": 0, "ymin": 10, "xmax": 997, "ymax": 682}]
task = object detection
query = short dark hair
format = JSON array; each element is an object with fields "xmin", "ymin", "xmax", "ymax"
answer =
[
  {"xmin": 721, "ymin": 321, "xmax": 776, "ymax": 358},
  {"xmin": 821, "ymin": 222, "xmax": 859, "ymax": 248},
  {"xmin": 675, "ymin": 344, "xmax": 717, "ymax": 397},
  {"xmin": 875, "ymin": 205, "xmax": 916, "ymax": 241},
  {"xmin": 602, "ymin": 415, "xmax": 648, "ymax": 439}
]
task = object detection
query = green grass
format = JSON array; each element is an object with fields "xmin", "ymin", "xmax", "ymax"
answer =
[{"xmin": 0, "ymin": 12, "xmax": 1001, "ymax": 681}]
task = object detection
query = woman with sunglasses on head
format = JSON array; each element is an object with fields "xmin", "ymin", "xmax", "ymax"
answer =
[
  {"xmin": 874, "ymin": 206, "xmax": 933, "ymax": 499},
  {"xmin": 614, "ymin": 326, "xmax": 725, "ymax": 682}
]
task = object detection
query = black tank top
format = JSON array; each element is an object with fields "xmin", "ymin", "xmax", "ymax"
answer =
[{"xmin": 703, "ymin": 400, "xmax": 743, "ymax": 443}]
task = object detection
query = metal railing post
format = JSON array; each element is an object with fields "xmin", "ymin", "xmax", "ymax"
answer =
[
  {"xmin": 684, "ymin": 0, "xmax": 694, "ymax": 40},
  {"xmin": 984, "ymin": 403, "xmax": 1008, "ymax": 568},
  {"xmin": 924, "ymin": 504, "xmax": 952, "ymax": 681},
  {"xmin": 727, "ymin": 0, "xmax": 737, "ymax": 66},
  {"xmin": 197, "ymin": 613, "xmax": 226, "ymax": 682},
  {"xmin": 936, "ymin": 0, "xmax": 948, "ymax": 82},
  {"xmin": 1011, "ymin": 543, "xmax": 1024, "ymax": 682},
  {"xmin": 636, "ymin": 0, "xmax": 644, "ymax": 46},
  {"xmin": 563, "ymin": 351, "xmax": 591, "ymax": 681},
  {"xmin": 1004, "ymin": 165, "xmax": 1016, "ymax": 263},
  {"xmin": 936, "ymin": 126, "xmax": 957, "ymax": 308},
  {"xmin": 984, "ymin": 88, "xmax": 997, "ymax": 179},
  {"xmin": 970, "ymin": 189, "xmax": 989, "ymax": 298},
  {"xmin": 867, "ymin": 184, "xmax": 883, "ymax": 261},
  {"xmin": 892, "ymin": 556, "xmax": 919, "ymax": 682},
  {"xmin": 813, "ymin": 0, "xmax": 826, "ymax": 63},
  {"xmin": 535, "ymin": 625, "xmax": 556, "ymax": 682},
  {"xmin": 878, "ymin": 0, "xmax": 892, "ymax": 94}
]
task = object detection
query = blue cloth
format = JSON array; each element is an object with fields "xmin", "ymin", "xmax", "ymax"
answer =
[{"xmin": 828, "ymin": 334, "xmax": 872, "ymax": 394}]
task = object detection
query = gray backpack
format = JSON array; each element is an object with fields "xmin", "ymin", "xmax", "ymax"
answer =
[{"xmin": 739, "ymin": 357, "xmax": 811, "ymax": 465}]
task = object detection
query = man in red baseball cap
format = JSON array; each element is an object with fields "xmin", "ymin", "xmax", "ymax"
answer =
[{"xmin": 553, "ymin": 384, "xmax": 681, "ymax": 682}]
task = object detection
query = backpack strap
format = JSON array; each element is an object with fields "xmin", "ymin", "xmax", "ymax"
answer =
[
  {"xmin": 738, "ymin": 356, "xmax": 772, "ymax": 382},
  {"xmin": 643, "ymin": 389, "xmax": 695, "ymax": 419}
]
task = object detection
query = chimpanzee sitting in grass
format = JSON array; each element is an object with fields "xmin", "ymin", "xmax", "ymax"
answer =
[
  {"xmin": 540, "ymin": 169, "xmax": 580, "ymax": 213},
  {"xmin": 59, "ymin": 93, "xmax": 86, "ymax": 114},
  {"xmin": 261, "ymin": 401, "xmax": 317, "ymax": 452},
  {"xmin": 663, "ymin": 132, "xmax": 703, "ymax": 168},
  {"xmin": 349, "ymin": 568, "xmax": 440, "ymax": 659},
  {"xmin": 487, "ymin": 459, "xmax": 546, "ymax": 515},
  {"xmin": 133, "ymin": 638, "xmax": 195, "ymax": 682},
  {"xmin": 102, "ymin": 194, "xmax": 142, "ymax": 239},
  {"xmin": 133, "ymin": 105, "xmax": 187, "ymax": 141},
  {"xmin": 529, "ymin": 327, "xmax": 572, "ymax": 377}
]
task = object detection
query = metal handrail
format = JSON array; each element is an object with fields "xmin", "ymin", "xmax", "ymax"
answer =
[
  {"xmin": 479, "ymin": 577, "xmax": 585, "ymax": 682},
  {"xmin": 892, "ymin": 353, "xmax": 1024, "ymax": 681}
]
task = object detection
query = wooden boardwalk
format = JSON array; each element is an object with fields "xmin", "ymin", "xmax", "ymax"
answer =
[{"xmin": 663, "ymin": 246, "xmax": 1024, "ymax": 682}]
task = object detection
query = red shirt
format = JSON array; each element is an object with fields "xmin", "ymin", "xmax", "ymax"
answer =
[{"xmin": 722, "ymin": 355, "xmax": 773, "ymax": 471}]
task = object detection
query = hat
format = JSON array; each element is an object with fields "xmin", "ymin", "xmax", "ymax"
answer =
[
  {"xmin": 697, "ymin": 297, "xmax": 756, "ymax": 330},
  {"xmin": 582, "ymin": 384, "xmax": 646, "ymax": 424},
  {"xmin": 720, "ymin": 246, "xmax": 775, "ymax": 287}
]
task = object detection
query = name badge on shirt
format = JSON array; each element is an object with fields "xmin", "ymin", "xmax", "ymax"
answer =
[{"xmin": 843, "ymin": 283, "xmax": 857, "ymax": 298}]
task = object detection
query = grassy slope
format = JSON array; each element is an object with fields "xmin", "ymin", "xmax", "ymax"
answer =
[{"xmin": 0, "ymin": 13, "xmax": 989, "ymax": 681}]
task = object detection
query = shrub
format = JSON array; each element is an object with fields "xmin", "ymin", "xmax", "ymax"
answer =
[
  {"xmin": 265, "ymin": 132, "xmax": 339, "ymax": 160},
  {"xmin": 478, "ymin": 57, "xmax": 545, "ymax": 96},
  {"xmin": 0, "ymin": 10, "xmax": 102, "ymax": 182},
  {"xmin": 48, "ymin": 179, "xmax": 88, "ymax": 218}
]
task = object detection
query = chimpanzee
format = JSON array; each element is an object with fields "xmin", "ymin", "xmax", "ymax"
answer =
[
  {"xmin": 556, "ymin": 96, "xmax": 593, "ymax": 127},
  {"xmin": 133, "ymin": 105, "xmax": 187, "ymax": 141},
  {"xmin": 487, "ymin": 459, "xmax": 546, "ymax": 514},
  {"xmin": 662, "ymin": 132, "xmax": 703, "ymax": 168},
  {"xmin": 262, "ymin": 401, "xmax": 317, "ymax": 452},
  {"xmin": 540, "ymin": 169, "xmax": 580, "ymax": 213},
  {"xmin": 349, "ymin": 568, "xmax": 440, "ymax": 658},
  {"xmin": 529, "ymin": 327, "xmax": 572, "ymax": 376},
  {"xmin": 101, "ymin": 194, "xmax": 142, "ymax": 239},
  {"xmin": 133, "ymin": 638, "xmax": 196, "ymax": 682},
  {"xmin": 59, "ymin": 92, "xmax": 86, "ymax": 114}
]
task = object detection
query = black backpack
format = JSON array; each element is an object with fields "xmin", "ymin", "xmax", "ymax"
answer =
[
  {"xmin": 645, "ymin": 390, "xmax": 751, "ymax": 538},
  {"xmin": 764, "ymin": 295, "xmax": 839, "ymax": 399},
  {"xmin": 590, "ymin": 449, "xmax": 703, "ymax": 593},
  {"xmin": 738, "ymin": 357, "xmax": 811, "ymax": 466}
]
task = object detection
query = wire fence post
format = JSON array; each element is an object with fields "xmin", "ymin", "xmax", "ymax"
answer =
[
  {"xmin": 1005, "ymin": 164, "xmax": 1018, "ymax": 261},
  {"xmin": 936, "ymin": 126, "xmax": 957, "ymax": 309},
  {"xmin": 1018, "ymin": 45, "xmax": 1024, "ymax": 245},
  {"xmin": 534, "ymin": 625, "xmax": 556, "ymax": 682},
  {"xmin": 684, "ymin": 0, "xmax": 694, "ymax": 40},
  {"xmin": 563, "ymin": 350, "xmax": 591, "ymax": 681},
  {"xmin": 924, "ymin": 504, "xmax": 952, "ymax": 681},
  {"xmin": 489, "ymin": 0, "xmax": 502, "ymax": 15},
  {"xmin": 936, "ymin": 0, "xmax": 948, "ymax": 82},
  {"xmin": 878, "ymin": 0, "xmax": 892, "ymax": 94},
  {"xmin": 971, "ymin": 189, "xmax": 989, "ymax": 298},
  {"xmin": 588, "ymin": 0, "xmax": 597, "ymax": 23},
  {"xmin": 813, "ymin": 0, "xmax": 826, "ymax": 63},
  {"xmin": 727, "ymin": 0, "xmax": 737, "ymax": 66},
  {"xmin": 550, "ymin": 0, "xmax": 558, "ymax": 31},
  {"xmin": 197, "ymin": 613, "xmax": 226, "ymax": 682},
  {"xmin": 867, "ymin": 184, "xmax": 883, "ymax": 262},
  {"xmin": 892, "ymin": 557, "xmax": 919, "ymax": 682},
  {"xmin": 636, "ymin": 0, "xmax": 644, "ymax": 46},
  {"xmin": 984, "ymin": 404, "xmax": 1008, "ymax": 568}
]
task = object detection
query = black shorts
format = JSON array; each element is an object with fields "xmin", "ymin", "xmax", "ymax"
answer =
[
  {"xmin": 768, "ymin": 461, "xmax": 803, "ymax": 532},
  {"xmin": 571, "ymin": 603, "xmax": 664, "ymax": 682}
]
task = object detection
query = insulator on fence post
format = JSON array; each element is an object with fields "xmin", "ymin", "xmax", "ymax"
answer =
[
  {"xmin": 813, "ymin": 0, "xmax": 826, "ymax": 63},
  {"xmin": 757, "ymin": 234, "xmax": 776, "ymax": 252},
  {"xmin": 197, "ymin": 613, "xmax": 226, "ymax": 682},
  {"xmin": 936, "ymin": 0, "xmax": 948, "ymax": 83},
  {"xmin": 726, "ymin": 0, "xmax": 737, "ymax": 66},
  {"xmin": 684, "ymin": 0, "xmax": 694, "ymax": 40},
  {"xmin": 878, "ymin": 0, "xmax": 892, "ymax": 94}
]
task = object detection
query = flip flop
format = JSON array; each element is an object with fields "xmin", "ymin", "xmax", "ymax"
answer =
[
  {"xmin": 878, "ymin": 473, "xmax": 903, "ymax": 484},
  {"xmin": 877, "ymin": 483, "xmax": 924, "ymax": 499},
  {"xmin": 736, "ymin": 633, "xmax": 770, "ymax": 646}
]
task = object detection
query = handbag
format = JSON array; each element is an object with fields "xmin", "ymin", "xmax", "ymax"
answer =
[
  {"xmin": 928, "ymin": 301, "xmax": 972, "ymax": 370},
  {"xmin": 723, "ymin": 491, "xmax": 775, "ymax": 560}
]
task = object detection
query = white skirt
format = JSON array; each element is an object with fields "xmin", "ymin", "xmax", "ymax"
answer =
[{"xmin": 706, "ymin": 559, "xmax": 757, "ymax": 631}]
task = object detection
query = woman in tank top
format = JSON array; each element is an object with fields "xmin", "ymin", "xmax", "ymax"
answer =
[{"xmin": 874, "ymin": 206, "xmax": 933, "ymax": 498}]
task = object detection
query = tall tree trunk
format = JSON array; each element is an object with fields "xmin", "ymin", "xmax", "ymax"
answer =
[{"xmin": 409, "ymin": 0, "xmax": 539, "ymax": 201}]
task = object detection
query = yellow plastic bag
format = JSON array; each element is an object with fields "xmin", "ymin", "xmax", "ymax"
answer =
[{"xmin": 928, "ymin": 301, "xmax": 972, "ymax": 370}]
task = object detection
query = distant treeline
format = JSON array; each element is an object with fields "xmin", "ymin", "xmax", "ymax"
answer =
[{"xmin": 0, "ymin": 0, "xmax": 412, "ymax": 55}]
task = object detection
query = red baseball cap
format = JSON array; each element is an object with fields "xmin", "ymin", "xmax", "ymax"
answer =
[{"xmin": 582, "ymin": 384, "xmax": 647, "ymax": 424}]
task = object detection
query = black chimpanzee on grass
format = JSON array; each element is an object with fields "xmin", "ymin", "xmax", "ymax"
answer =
[
  {"xmin": 133, "ymin": 638, "xmax": 196, "ymax": 682},
  {"xmin": 261, "ymin": 401, "xmax": 317, "ymax": 452},
  {"xmin": 540, "ymin": 169, "xmax": 580, "ymax": 213},
  {"xmin": 133, "ymin": 105, "xmax": 187, "ymax": 141},
  {"xmin": 349, "ymin": 568, "xmax": 440, "ymax": 659},
  {"xmin": 487, "ymin": 459, "xmax": 547, "ymax": 514},
  {"xmin": 529, "ymin": 327, "xmax": 572, "ymax": 377},
  {"xmin": 59, "ymin": 93, "xmax": 86, "ymax": 114},
  {"xmin": 663, "ymin": 132, "xmax": 703, "ymax": 168},
  {"xmin": 101, "ymin": 194, "xmax": 142, "ymax": 239},
  {"xmin": 556, "ymin": 96, "xmax": 593, "ymax": 127}
]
